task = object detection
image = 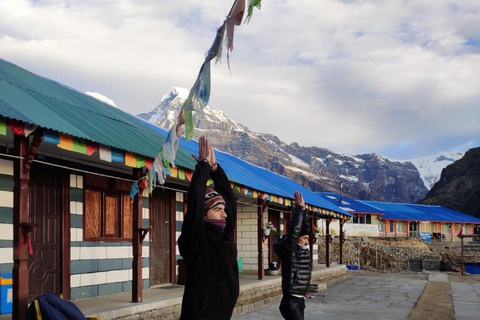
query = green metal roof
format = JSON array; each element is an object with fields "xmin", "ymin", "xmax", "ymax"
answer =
[{"xmin": 0, "ymin": 58, "xmax": 195, "ymax": 168}]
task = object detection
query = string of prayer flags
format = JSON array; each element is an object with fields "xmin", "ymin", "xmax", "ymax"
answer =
[
  {"xmin": 57, "ymin": 134, "xmax": 99, "ymax": 155},
  {"xmin": 245, "ymin": 0, "xmax": 262, "ymax": 23},
  {"xmin": 159, "ymin": 0, "xmax": 262, "ymax": 168},
  {"xmin": 9, "ymin": 119, "xmax": 38, "ymax": 137}
]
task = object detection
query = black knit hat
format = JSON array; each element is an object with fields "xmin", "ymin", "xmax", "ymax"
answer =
[{"xmin": 205, "ymin": 187, "xmax": 226, "ymax": 212}]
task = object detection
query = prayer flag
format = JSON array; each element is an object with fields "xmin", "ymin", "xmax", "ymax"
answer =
[
  {"xmin": 8, "ymin": 119, "xmax": 37, "ymax": 137},
  {"xmin": 245, "ymin": 0, "xmax": 262, "ymax": 23},
  {"xmin": 205, "ymin": 23, "xmax": 227, "ymax": 63},
  {"xmin": 125, "ymin": 152, "xmax": 145, "ymax": 168},
  {"xmin": 185, "ymin": 169, "xmax": 192, "ymax": 181},
  {"xmin": 161, "ymin": 125, "xmax": 180, "ymax": 167},
  {"xmin": 226, "ymin": 0, "xmax": 246, "ymax": 69},
  {"xmin": 99, "ymin": 145, "xmax": 124, "ymax": 163},
  {"xmin": 0, "ymin": 117, "xmax": 6, "ymax": 136},
  {"xmin": 170, "ymin": 166, "xmax": 178, "ymax": 178},
  {"xmin": 178, "ymin": 168, "xmax": 185, "ymax": 180},
  {"xmin": 183, "ymin": 61, "xmax": 211, "ymax": 139},
  {"xmin": 43, "ymin": 129, "xmax": 59, "ymax": 144}
]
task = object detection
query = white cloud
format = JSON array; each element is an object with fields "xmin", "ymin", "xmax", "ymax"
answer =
[{"xmin": 0, "ymin": 0, "xmax": 479, "ymax": 159}]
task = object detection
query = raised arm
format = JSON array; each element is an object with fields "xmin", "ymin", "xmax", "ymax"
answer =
[
  {"xmin": 203, "ymin": 138, "xmax": 236, "ymax": 240},
  {"xmin": 274, "ymin": 192, "xmax": 305, "ymax": 257},
  {"xmin": 178, "ymin": 137, "xmax": 212, "ymax": 258}
]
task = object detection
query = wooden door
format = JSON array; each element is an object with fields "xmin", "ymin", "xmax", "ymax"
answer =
[
  {"xmin": 149, "ymin": 189, "xmax": 172, "ymax": 286},
  {"xmin": 28, "ymin": 169, "xmax": 63, "ymax": 301}
]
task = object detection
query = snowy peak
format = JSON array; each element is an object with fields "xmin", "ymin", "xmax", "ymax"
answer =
[
  {"xmin": 406, "ymin": 152, "xmax": 464, "ymax": 189},
  {"xmin": 138, "ymin": 87, "xmax": 248, "ymax": 132}
]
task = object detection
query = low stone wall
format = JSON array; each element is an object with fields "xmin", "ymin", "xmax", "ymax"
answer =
[{"xmin": 318, "ymin": 237, "xmax": 480, "ymax": 273}]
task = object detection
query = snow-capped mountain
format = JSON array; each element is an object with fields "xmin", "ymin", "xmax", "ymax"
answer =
[
  {"xmin": 137, "ymin": 87, "xmax": 247, "ymax": 132},
  {"xmin": 401, "ymin": 152, "xmax": 464, "ymax": 190},
  {"xmin": 138, "ymin": 87, "xmax": 429, "ymax": 203}
]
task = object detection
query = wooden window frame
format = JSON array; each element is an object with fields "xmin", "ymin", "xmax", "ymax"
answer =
[{"xmin": 83, "ymin": 186, "xmax": 133, "ymax": 242}]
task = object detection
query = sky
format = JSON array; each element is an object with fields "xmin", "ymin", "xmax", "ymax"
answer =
[{"xmin": 0, "ymin": 0, "xmax": 479, "ymax": 160}]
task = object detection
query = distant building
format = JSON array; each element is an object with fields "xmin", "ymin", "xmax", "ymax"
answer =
[{"xmin": 316, "ymin": 192, "xmax": 480, "ymax": 241}]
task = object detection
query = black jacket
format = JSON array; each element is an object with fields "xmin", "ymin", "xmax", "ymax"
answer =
[
  {"xmin": 274, "ymin": 206, "xmax": 311, "ymax": 297},
  {"xmin": 178, "ymin": 161, "xmax": 239, "ymax": 320}
]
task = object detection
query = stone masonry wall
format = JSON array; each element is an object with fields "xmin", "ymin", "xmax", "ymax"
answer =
[{"xmin": 318, "ymin": 236, "xmax": 480, "ymax": 272}]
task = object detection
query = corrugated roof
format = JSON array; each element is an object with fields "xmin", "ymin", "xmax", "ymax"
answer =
[
  {"xmin": 0, "ymin": 58, "xmax": 349, "ymax": 216},
  {"xmin": 0, "ymin": 58, "xmax": 172, "ymax": 159},
  {"xmin": 316, "ymin": 192, "xmax": 383, "ymax": 214},
  {"xmin": 359, "ymin": 200, "xmax": 480, "ymax": 223}
]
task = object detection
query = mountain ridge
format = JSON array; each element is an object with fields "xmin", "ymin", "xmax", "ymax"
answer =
[{"xmin": 137, "ymin": 87, "xmax": 464, "ymax": 203}]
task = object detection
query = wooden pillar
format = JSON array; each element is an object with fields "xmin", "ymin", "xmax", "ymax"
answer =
[
  {"xmin": 170, "ymin": 191, "xmax": 177, "ymax": 284},
  {"xmin": 384, "ymin": 220, "xmax": 387, "ymax": 237},
  {"xmin": 325, "ymin": 218, "xmax": 331, "ymax": 267},
  {"xmin": 339, "ymin": 219, "xmax": 344, "ymax": 265},
  {"xmin": 394, "ymin": 221, "xmax": 397, "ymax": 237},
  {"xmin": 132, "ymin": 169, "xmax": 144, "ymax": 302},
  {"xmin": 441, "ymin": 223, "xmax": 444, "ymax": 242},
  {"xmin": 451, "ymin": 222, "xmax": 455, "ymax": 242},
  {"xmin": 460, "ymin": 235, "xmax": 464, "ymax": 275},
  {"xmin": 309, "ymin": 213, "xmax": 314, "ymax": 270},
  {"xmin": 257, "ymin": 198, "xmax": 266, "ymax": 280},
  {"xmin": 13, "ymin": 135, "xmax": 30, "ymax": 320}
]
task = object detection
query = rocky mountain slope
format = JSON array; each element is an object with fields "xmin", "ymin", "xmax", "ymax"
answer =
[
  {"xmin": 421, "ymin": 147, "xmax": 480, "ymax": 218},
  {"xmin": 138, "ymin": 88, "xmax": 429, "ymax": 203}
]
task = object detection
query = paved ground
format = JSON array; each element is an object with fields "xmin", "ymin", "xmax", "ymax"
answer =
[{"xmin": 234, "ymin": 271, "xmax": 480, "ymax": 320}]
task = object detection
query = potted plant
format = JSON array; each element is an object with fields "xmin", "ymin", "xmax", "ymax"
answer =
[
  {"xmin": 314, "ymin": 226, "xmax": 321, "ymax": 238},
  {"xmin": 263, "ymin": 221, "xmax": 277, "ymax": 236}
]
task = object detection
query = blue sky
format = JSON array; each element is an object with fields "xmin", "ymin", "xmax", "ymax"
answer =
[{"xmin": 0, "ymin": 0, "xmax": 479, "ymax": 160}]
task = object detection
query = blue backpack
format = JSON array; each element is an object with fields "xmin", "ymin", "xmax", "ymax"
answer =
[{"xmin": 26, "ymin": 293, "xmax": 92, "ymax": 320}]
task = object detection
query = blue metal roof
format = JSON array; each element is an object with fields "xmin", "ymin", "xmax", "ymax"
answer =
[
  {"xmin": 146, "ymin": 124, "xmax": 351, "ymax": 216},
  {"xmin": 359, "ymin": 200, "xmax": 480, "ymax": 224},
  {"xmin": 316, "ymin": 192, "xmax": 383, "ymax": 214}
]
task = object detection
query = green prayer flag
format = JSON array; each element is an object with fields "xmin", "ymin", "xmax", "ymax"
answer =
[
  {"xmin": 72, "ymin": 138, "xmax": 87, "ymax": 154},
  {"xmin": 0, "ymin": 117, "xmax": 6, "ymax": 136}
]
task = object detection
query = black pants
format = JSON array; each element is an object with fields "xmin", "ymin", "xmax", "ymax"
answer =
[{"xmin": 279, "ymin": 295, "xmax": 305, "ymax": 320}]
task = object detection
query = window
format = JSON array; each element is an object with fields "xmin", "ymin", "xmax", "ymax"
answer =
[
  {"xmin": 365, "ymin": 215, "xmax": 372, "ymax": 224},
  {"xmin": 378, "ymin": 220, "xmax": 385, "ymax": 232},
  {"xmin": 83, "ymin": 174, "xmax": 133, "ymax": 241},
  {"xmin": 389, "ymin": 221, "xmax": 394, "ymax": 232}
]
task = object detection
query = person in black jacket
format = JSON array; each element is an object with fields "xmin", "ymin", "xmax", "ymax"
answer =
[
  {"xmin": 178, "ymin": 136, "xmax": 239, "ymax": 320},
  {"xmin": 274, "ymin": 191, "xmax": 311, "ymax": 320}
]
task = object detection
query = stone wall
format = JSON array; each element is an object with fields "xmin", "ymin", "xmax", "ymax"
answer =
[{"xmin": 318, "ymin": 236, "xmax": 480, "ymax": 272}]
